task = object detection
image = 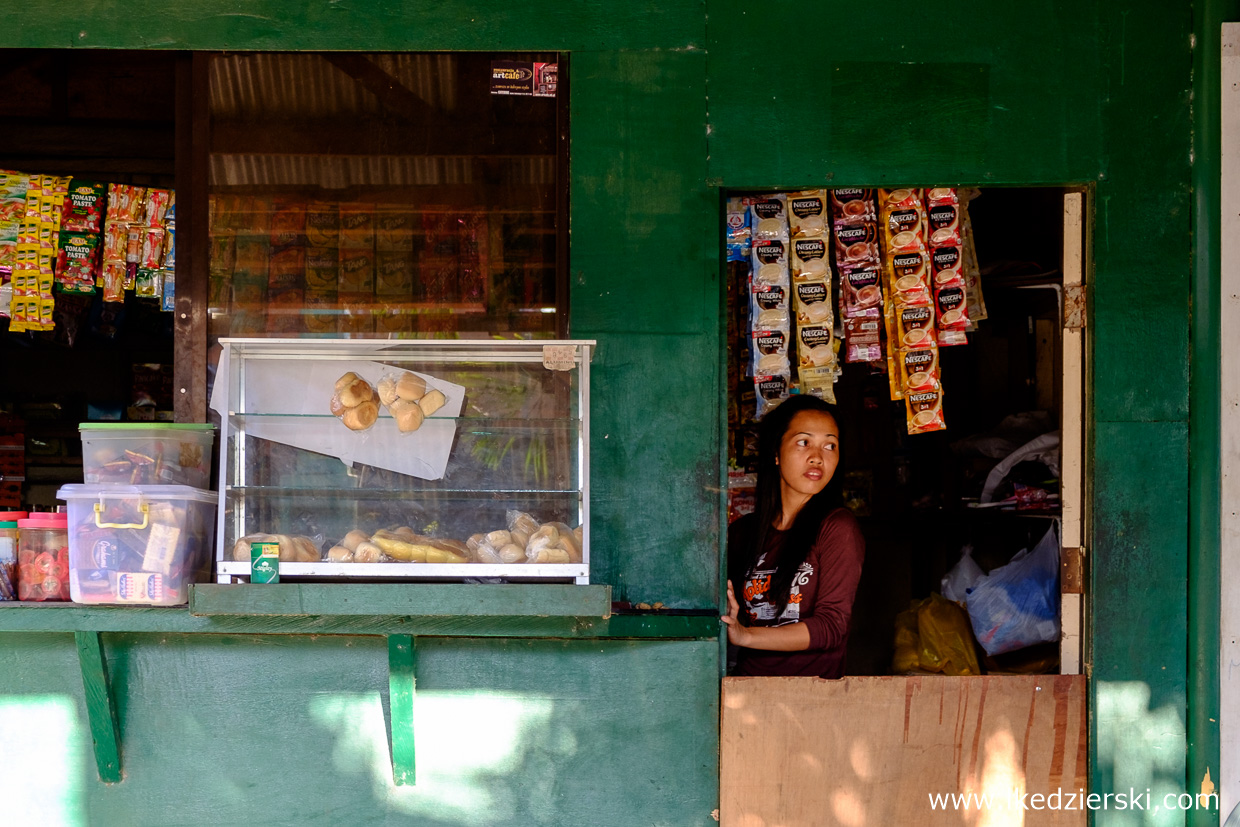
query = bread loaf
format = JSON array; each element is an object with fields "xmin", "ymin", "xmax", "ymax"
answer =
[
  {"xmin": 530, "ymin": 547, "xmax": 572, "ymax": 564},
  {"xmin": 339, "ymin": 378, "xmax": 376, "ymax": 409},
  {"xmin": 485, "ymin": 529, "xmax": 512, "ymax": 547},
  {"xmin": 342, "ymin": 400, "xmax": 379, "ymax": 430},
  {"xmin": 377, "ymin": 376, "xmax": 399, "ymax": 407},
  {"xmin": 418, "ymin": 389, "xmax": 446, "ymax": 416},
  {"xmin": 341, "ymin": 529, "xmax": 370, "ymax": 552},
  {"xmin": 334, "ymin": 372, "xmax": 361, "ymax": 393},
  {"xmin": 395, "ymin": 373, "xmax": 427, "ymax": 401},
  {"xmin": 327, "ymin": 546, "xmax": 354, "ymax": 562},
  {"xmin": 353, "ymin": 542, "xmax": 384, "ymax": 563},
  {"xmin": 232, "ymin": 533, "xmax": 279, "ymax": 561},
  {"xmin": 548, "ymin": 522, "xmax": 581, "ymax": 563},
  {"xmin": 391, "ymin": 399, "xmax": 424, "ymax": 433},
  {"xmin": 498, "ymin": 543, "xmax": 525, "ymax": 564},
  {"xmin": 508, "ymin": 511, "xmax": 539, "ymax": 537},
  {"xmin": 292, "ymin": 536, "xmax": 321, "ymax": 562}
]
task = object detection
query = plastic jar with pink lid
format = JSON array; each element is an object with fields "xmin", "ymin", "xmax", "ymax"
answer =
[{"xmin": 16, "ymin": 512, "xmax": 69, "ymax": 601}]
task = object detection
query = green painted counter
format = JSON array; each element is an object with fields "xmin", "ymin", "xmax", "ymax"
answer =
[{"xmin": 0, "ymin": 591, "xmax": 720, "ymax": 640}]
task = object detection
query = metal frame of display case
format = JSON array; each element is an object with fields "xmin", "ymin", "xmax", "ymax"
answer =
[{"xmin": 213, "ymin": 338, "xmax": 594, "ymax": 584}]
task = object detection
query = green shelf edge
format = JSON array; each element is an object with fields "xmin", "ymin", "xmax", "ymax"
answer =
[
  {"xmin": 188, "ymin": 583, "xmax": 612, "ymax": 618},
  {"xmin": 0, "ymin": 596, "xmax": 719, "ymax": 641}
]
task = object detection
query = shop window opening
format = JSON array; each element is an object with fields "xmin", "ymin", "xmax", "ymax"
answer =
[{"xmin": 723, "ymin": 186, "xmax": 1088, "ymax": 678}]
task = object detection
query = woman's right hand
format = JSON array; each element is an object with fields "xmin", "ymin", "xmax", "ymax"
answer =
[{"xmin": 720, "ymin": 580, "xmax": 749, "ymax": 647}]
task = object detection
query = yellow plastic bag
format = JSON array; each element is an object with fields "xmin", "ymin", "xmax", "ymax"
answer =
[
  {"xmin": 917, "ymin": 593, "xmax": 982, "ymax": 676},
  {"xmin": 891, "ymin": 601, "xmax": 923, "ymax": 673}
]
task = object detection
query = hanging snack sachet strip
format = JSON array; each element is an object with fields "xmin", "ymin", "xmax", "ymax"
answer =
[{"xmin": 924, "ymin": 187, "xmax": 968, "ymax": 346}]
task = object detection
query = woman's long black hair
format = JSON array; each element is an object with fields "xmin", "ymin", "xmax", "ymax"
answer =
[{"xmin": 730, "ymin": 394, "xmax": 844, "ymax": 618}]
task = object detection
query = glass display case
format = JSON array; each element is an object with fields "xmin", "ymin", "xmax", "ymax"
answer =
[{"xmin": 212, "ymin": 338, "xmax": 592, "ymax": 583}]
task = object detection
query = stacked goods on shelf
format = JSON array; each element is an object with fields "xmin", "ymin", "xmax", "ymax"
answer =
[
  {"xmin": 101, "ymin": 185, "xmax": 174, "ymax": 304},
  {"xmin": 304, "ymin": 207, "xmax": 339, "ymax": 334},
  {"xmin": 0, "ymin": 433, "xmax": 22, "ymax": 509},
  {"xmin": 267, "ymin": 199, "xmax": 307, "ymax": 335},
  {"xmin": 725, "ymin": 196, "xmax": 753, "ymax": 404},
  {"xmin": 420, "ymin": 211, "xmax": 487, "ymax": 306},
  {"xmin": 789, "ymin": 189, "xmax": 839, "ymax": 403},
  {"xmin": 960, "ymin": 193, "xmax": 988, "ymax": 326},
  {"xmin": 749, "ymin": 195, "xmax": 792, "ymax": 418},
  {"xmin": 161, "ymin": 201, "xmax": 176, "ymax": 311},
  {"xmin": 10, "ymin": 175, "xmax": 70, "ymax": 332},
  {"xmin": 0, "ymin": 169, "xmax": 175, "ymax": 328},
  {"xmin": 725, "ymin": 196, "xmax": 758, "ymax": 475},
  {"xmin": 338, "ymin": 202, "xmax": 375, "ymax": 335},
  {"xmin": 0, "ymin": 412, "xmax": 25, "ymax": 513},
  {"xmin": 208, "ymin": 195, "xmax": 493, "ymax": 337},
  {"xmin": 833, "ymin": 189, "xmax": 884, "ymax": 365},
  {"xmin": 209, "ymin": 195, "xmax": 265, "ymax": 335},
  {"xmin": 56, "ymin": 181, "xmax": 107, "ymax": 296},
  {"xmin": 0, "ymin": 171, "xmax": 29, "ymax": 317},
  {"xmin": 730, "ymin": 185, "xmax": 985, "ymax": 434},
  {"xmin": 926, "ymin": 188, "xmax": 969, "ymax": 347},
  {"xmin": 879, "ymin": 188, "xmax": 945, "ymax": 434}
]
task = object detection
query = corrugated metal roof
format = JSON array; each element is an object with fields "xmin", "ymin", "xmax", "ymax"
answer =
[
  {"xmin": 209, "ymin": 153, "xmax": 555, "ymax": 188},
  {"xmin": 209, "ymin": 53, "xmax": 457, "ymax": 117},
  {"xmin": 207, "ymin": 53, "xmax": 555, "ymax": 187}
]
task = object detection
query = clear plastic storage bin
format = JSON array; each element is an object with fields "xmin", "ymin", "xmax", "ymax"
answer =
[
  {"xmin": 79, "ymin": 423, "xmax": 216, "ymax": 489},
  {"xmin": 59, "ymin": 484, "xmax": 218, "ymax": 606}
]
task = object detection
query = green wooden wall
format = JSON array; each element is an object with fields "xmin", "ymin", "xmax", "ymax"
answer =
[
  {"xmin": 0, "ymin": 632, "xmax": 720, "ymax": 825},
  {"xmin": 0, "ymin": 0, "xmax": 1209, "ymax": 824}
]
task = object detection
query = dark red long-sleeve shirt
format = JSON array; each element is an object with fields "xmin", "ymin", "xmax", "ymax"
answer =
[{"xmin": 728, "ymin": 507, "xmax": 865, "ymax": 679}]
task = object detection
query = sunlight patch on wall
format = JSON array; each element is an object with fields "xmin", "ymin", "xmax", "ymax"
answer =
[
  {"xmin": 1096, "ymin": 680, "xmax": 1186, "ymax": 825},
  {"xmin": 0, "ymin": 695, "xmax": 87, "ymax": 825},
  {"xmin": 310, "ymin": 690, "xmax": 557, "ymax": 824}
]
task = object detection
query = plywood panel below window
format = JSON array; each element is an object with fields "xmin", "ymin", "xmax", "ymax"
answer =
[{"xmin": 721, "ymin": 675, "xmax": 1087, "ymax": 827}]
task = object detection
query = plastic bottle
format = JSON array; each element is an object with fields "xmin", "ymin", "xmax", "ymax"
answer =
[
  {"xmin": 0, "ymin": 513, "xmax": 23, "ymax": 600},
  {"xmin": 16, "ymin": 512, "xmax": 69, "ymax": 601}
]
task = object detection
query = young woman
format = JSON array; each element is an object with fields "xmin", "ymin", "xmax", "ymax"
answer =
[{"xmin": 722, "ymin": 394, "xmax": 865, "ymax": 678}]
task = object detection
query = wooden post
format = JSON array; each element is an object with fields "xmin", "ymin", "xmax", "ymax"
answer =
[
  {"xmin": 1060, "ymin": 190, "xmax": 1086, "ymax": 676},
  {"xmin": 173, "ymin": 52, "xmax": 210, "ymax": 423}
]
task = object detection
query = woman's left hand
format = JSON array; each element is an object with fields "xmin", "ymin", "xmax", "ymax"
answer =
[{"xmin": 721, "ymin": 580, "xmax": 749, "ymax": 647}]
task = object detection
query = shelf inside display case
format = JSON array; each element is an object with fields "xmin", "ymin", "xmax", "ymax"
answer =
[{"xmin": 213, "ymin": 338, "xmax": 594, "ymax": 584}]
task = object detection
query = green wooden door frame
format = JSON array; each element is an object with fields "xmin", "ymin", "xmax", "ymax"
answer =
[{"xmin": 1189, "ymin": 1, "xmax": 1235, "ymax": 822}]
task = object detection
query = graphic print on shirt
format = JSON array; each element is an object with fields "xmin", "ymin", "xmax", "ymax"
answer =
[{"xmin": 742, "ymin": 552, "xmax": 813, "ymax": 624}]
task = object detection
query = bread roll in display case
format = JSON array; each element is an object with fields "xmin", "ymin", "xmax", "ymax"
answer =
[{"xmin": 212, "ymin": 339, "xmax": 593, "ymax": 583}]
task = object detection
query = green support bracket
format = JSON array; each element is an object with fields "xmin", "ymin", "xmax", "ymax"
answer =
[
  {"xmin": 74, "ymin": 631, "xmax": 122, "ymax": 783},
  {"xmin": 387, "ymin": 634, "xmax": 417, "ymax": 786}
]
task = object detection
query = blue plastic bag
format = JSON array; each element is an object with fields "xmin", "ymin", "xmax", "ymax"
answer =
[{"xmin": 965, "ymin": 522, "xmax": 1060, "ymax": 656}]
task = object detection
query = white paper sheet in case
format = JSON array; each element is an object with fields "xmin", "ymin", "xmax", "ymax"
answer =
[{"xmin": 210, "ymin": 357, "xmax": 464, "ymax": 481}]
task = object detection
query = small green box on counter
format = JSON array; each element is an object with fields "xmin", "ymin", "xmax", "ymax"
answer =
[{"xmin": 250, "ymin": 541, "xmax": 280, "ymax": 584}]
